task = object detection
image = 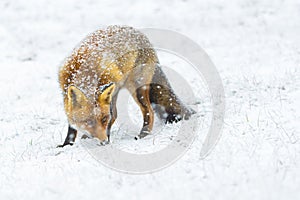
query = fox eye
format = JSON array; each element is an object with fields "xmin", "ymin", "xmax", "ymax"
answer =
[
  {"xmin": 101, "ymin": 116, "xmax": 108, "ymax": 124},
  {"xmin": 86, "ymin": 120, "xmax": 95, "ymax": 127}
]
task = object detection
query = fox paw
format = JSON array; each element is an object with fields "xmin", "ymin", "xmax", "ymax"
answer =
[
  {"xmin": 165, "ymin": 114, "xmax": 182, "ymax": 124},
  {"xmin": 134, "ymin": 130, "xmax": 150, "ymax": 140},
  {"xmin": 56, "ymin": 142, "xmax": 74, "ymax": 148},
  {"xmin": 99, "ymin": 140, "xmax": 109, "ymax": 145}
]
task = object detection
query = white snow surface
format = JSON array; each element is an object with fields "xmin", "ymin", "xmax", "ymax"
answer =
[{"xmin": 0, "ymin": 0, "xmax": 299, "ymax": 199}]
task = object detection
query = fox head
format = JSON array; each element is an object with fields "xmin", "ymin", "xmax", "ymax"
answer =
[{"xmin": 64, "ymin": 83, "xmax": 115, "ymax": 142}]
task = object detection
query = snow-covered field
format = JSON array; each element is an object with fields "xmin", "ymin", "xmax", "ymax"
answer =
[{"xmin": 0, "ymin": 0, "xmax": 299, "ymax": 199}]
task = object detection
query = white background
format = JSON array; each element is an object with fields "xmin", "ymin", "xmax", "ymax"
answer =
[{"xmin": 0, "ymin": 0, "xmax": 299, "ymax": 199}]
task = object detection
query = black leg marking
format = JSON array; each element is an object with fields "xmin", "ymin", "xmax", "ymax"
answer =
[{"xmin": 57, "ymin": 125, "xmax": 78, "ymax": 148}]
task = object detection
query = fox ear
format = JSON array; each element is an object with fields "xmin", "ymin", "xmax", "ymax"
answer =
[
  {"xmin": 98, "ymin": 83, "xmax": 115, "ymax": 104},
  {"xmin": 67, "ymin": 85, "xmax": 88, "ymax": 108}
]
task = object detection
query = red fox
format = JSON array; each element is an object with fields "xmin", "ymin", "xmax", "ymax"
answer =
[{"xmin": 58, "ymin": 25, "xmax": 194, "ymax": 147}]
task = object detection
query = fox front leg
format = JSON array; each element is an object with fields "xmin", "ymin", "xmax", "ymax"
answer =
[
  {"xmin": 57, "ymin": 125, "xmax": 78, "ymax": 147},
  {"xmin": 106, "ymin": 93, "xmax": 118, "ymax": 142},
  {"xmin": 134, "ymin": 85, "xmax": 154, "ymax": 140}
]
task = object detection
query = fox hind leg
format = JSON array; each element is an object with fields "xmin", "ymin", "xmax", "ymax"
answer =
[
  {"xmin": 150, "ymin": 66, "xmax": 195, "ymax": 124},
  {"xmin": 150, "ymin": 83, "xmax": 185, "ymax": 124}
]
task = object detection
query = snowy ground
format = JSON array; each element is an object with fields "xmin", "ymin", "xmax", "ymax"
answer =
[{"xmin": 0, "ymin": 0, "xmax": 299, "ymax": 199}]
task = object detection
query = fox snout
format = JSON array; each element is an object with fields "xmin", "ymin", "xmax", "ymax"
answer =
[{"xmin": 84, "ymin": 122, "xmax": 109, "ymax": 142}]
